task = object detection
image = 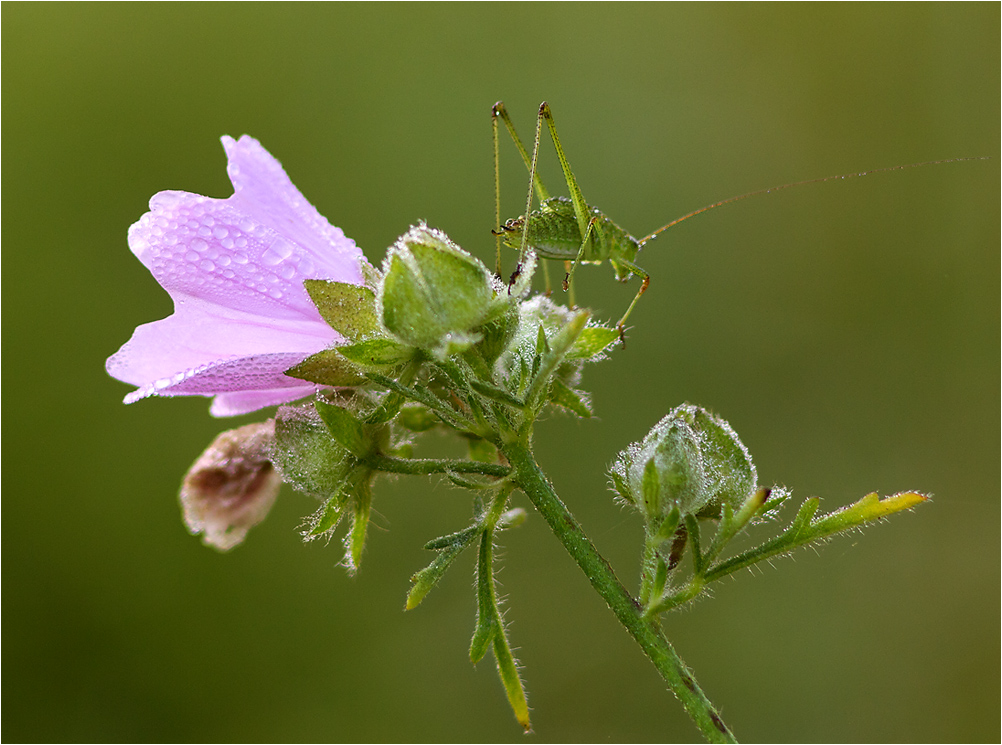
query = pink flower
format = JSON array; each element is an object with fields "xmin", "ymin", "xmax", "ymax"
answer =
[{"xmin": 107, "ymin": 136, "xmax": 368, "ymax": 416}]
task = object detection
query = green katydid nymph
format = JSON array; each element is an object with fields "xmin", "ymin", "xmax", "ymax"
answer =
[{"xmin": 491, "ymin": 100, "xmax": 986, "ymax": 343}]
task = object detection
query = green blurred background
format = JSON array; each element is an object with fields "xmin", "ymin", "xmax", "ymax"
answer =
[{"xmin": 4, "ymin": 4, "xmax": 998, "ymax": 742}]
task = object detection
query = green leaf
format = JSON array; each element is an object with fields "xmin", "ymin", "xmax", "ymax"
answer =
[
  {"xmin": 566, "ymin": 325, "xmax": 619, "ymax": 360},
  {"xmin": 314, "ymin": 400, "xmax": 366, "ymax": 457},
  {"xmin": 547, "ymin": 378, "xmax": 592, "ymax": 417},
  {"xmin": 285, "ymin": 349, "xmax": 367, "ymax": 386},
  {"xmin": 337, "ymin": 338, "xmax": 415, "ymax": 368},
  {"xmin": 303, "ymin": 280, "xmax": 380, "ymax": 341}
]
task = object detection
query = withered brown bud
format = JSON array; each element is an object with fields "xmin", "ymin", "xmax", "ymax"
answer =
[{"xmin": 180, "ymin": 420, "xmax": 281, "ymax": 551}]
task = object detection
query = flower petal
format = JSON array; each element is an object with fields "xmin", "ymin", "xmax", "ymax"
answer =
[{"xmin": 108, "ymin": 136, "xmax": 370, "ymax": 416}]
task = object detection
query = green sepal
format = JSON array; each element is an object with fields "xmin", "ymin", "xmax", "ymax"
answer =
[
  {"xmin": 337, "ymin": 338, "xmax": 415, "ymax": 369},
  {"xmin": 273, "ymin": 406, "xmax": 354, "ymax": 499},
  {"xmin": 301, "ymin": 486, "xmax": 350, "ymax": 540},
  {"xmin": 609, "ymin": 469, "xmax": 635, "ymax": 507},
  {"xmin": 652, "ymin": 506, "xmax": 682, "ymax": 549},
  {"xmin": 547, "ymin": 378, "xmax": 592, "ymax": 417},
  {"xmin": 566, "ymin": 325, "xmax": 619, "ymax": 360},
  {"xmin": 642, "ymin": 458, "xmax": 661, "ymax": 518},
  {"xmin": 285, "ymin": 349, "xmax": 367, "ymax": 386},
  {"xmin": 314, "ymin": 400, "xmax": 366, "ymax": 457},
  {"xmin": 303, "ymin": 280, "xmax": 380, "ymax": 341}
]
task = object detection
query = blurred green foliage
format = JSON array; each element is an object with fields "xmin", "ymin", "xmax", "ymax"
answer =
[{"xmin": 3, "ymin": 4, "xmax": 998, "ymax": 741}]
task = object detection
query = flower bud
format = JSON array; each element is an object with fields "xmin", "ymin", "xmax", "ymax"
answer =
[
  {"xmin": 179, "ymin": 420, "xmax": 281, "ymax": 551},
  {"xmin": 610, "ymin": 403, "xmax": 757, "ymax": 520},
  {"xmin": 379, "ymin": 224, "xmax": 501, "ymax": 353}
]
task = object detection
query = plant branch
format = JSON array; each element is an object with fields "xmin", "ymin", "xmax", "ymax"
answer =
[{"xmin": 501, "ymin": 439, "xmax": 736, "ymax": 743}]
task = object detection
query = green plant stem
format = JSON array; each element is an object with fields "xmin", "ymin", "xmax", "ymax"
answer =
[
  {"xmin": 502, "ymin": 439, "xmax": 736, "ymax": 743},
  {"xmin": 367, "ymin": 454, "xmax": 510, "ymax": 479}
]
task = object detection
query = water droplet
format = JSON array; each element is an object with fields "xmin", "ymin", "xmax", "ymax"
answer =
[
  {"xmin": 233, "ymin": 253, "xmax": 249, "ymax": 264},
  {"xmin": 186, "ymin": 251, "xmax": 200, "ymax": 263},
  {"xmin": 268, "ymin": 287, "xmax": 284, "ymax": 299},
  {"xmin": 279, "ymin": 264, "xmax": 296, "ymax": 280},
  {"xmin": 191, "ymin": 238, "xmax": 209, "ymax": 253},
  {"xmin": 199, "ymin": 260, "xmax": 215, "ymax": 272},
  {"xmin": 261, "ymin": 237, "xmax": 294, "ymax": 266},
  {"xmin": 221, "ymin": 237, "xmax": 234, "ymax": 250},
  {"xmin": 198, "ymin": 226, "xmax": 212, "ymax": 238},
  {"xmin": 217, "ymin": 255, "xmax": 231, "ymax": 267},
  {"xmin": 239, "ymin": 217, "xmax": 255, "ymax": 232},
  {"xmin": 213, "ymin": 226, "xmax": 228, "ymax": 240}
]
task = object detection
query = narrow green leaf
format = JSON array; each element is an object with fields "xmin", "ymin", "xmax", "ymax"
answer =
[
  {"xmin": 314, "ymin": 400, "xmax": 366, "ymax": 457},
  {"xmin": 808, "ymin": 491, "xmax": 928, "ymax": 538},
  {"xmin": 566, "ymin": 325, "xmax": 619, "ymax": 360},
  {"xmin": 422, "ymin": 524, "xmax": 482, "ymax": 551},
  {"xmin": 470, "ymin": 530, "xmax": 496, "ymax": 664},
  {"xmin": 285, "ymin": 349, "xmax": 367, "ymax": 386},
  {"xmin": 344, "ymin": 485, "xmax": 372, "ymax": 575},
  {"xmin": 469, "ymin": 378, "xmax": 526, "ymax": 408},
  {"xmin": 547, "ymin": 378, "xmax": 593, "ymax": 417},
  {"xmin": 786, "ymin": 497, "xmax": 821, "ymax": 540},
  {"xmin": 406, "ymin": 530, "xmax": 480, "ymax": 610},
  {"xmin": 493, "ymin": 628, "xmax": 532, "ymax": 732},
  {"xmin": 303, "ymin": 280, "xmax": 380, "ymax": 341}
]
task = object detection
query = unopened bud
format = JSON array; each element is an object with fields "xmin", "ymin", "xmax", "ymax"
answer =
[
  {"xmin": 180, "ymin": 420, "xmax": 281, "ymax": 551},
  {"xmin": 380, "ymin": 224, "xmax": 501, "ymax": 352},
  {"xmin": 610, "ymin": 404, "xmax": 757, "ymax": 520}
]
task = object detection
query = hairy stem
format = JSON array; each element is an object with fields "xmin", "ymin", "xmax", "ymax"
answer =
[{"xmin": 502, "ymin": 439, "xmax": 736, "ymax": 743}]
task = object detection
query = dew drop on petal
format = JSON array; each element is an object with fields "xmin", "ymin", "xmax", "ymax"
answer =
[
  {"xmin": 186, "ymin": 251, "xmax": 200, "ymax": 263},
  {"xmin": 261, "ymin": 237, "xmax": 294, "ymax": 266},
  {"xmin": 213, "ymin": 226, "xmax": 228, "ymax": 240},
  {"xmin": 200, "ymin": 260, "xmax": 215, "ymax": 272},
  {"xmin": 191, "ymin": 238, "xmax": 209, "ymax": 253},
  {"xmin": 279, "ymin": 264, "xmax": 296, "ymax": 280}
]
